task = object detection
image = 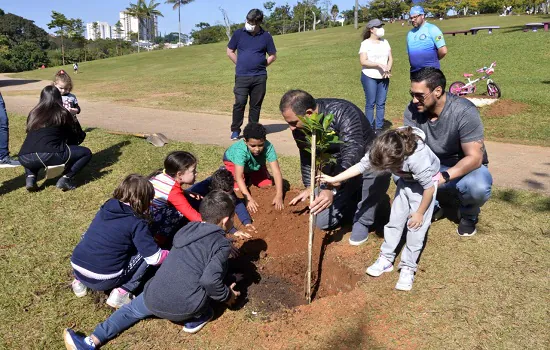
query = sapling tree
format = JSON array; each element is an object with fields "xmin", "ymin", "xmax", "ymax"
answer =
[{"xmin": 297, "ymin": 113, "xmax": 341, "ymax": 303}]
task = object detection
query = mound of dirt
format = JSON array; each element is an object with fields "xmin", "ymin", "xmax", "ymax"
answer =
[
  {"xmin": 230, "ymin": 187, "xmax": 364, "ymax": 313},
  {"xmin": 482, "ymin": 99, "xmax": 528, "ymax": 118}
]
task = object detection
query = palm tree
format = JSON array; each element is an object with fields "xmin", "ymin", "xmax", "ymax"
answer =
[
  {"xmin": 126, "ymin": 0, "xmax": 163, "ymax": 53},
  {"xmin": 165, "ymin": 0, "xmax": 194, "ymax": 47},
  {"xmin": 142, "ymin": 0, "xmax": 164, "ymax": 42}
]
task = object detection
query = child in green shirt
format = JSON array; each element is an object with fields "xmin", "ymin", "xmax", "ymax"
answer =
[{"xmin": 223, "ymin": 123, "xmax": 284, "ymax": 213}]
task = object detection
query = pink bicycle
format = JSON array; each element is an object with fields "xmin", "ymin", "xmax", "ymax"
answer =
[{"xmin": 449, "ymin": 61, "xmax": 501, "ymax": 98}]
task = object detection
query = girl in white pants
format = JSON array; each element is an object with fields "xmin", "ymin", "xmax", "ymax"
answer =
[{"xmin": 320, "ymin": 126, "xmax": 440, "ymax": 291}]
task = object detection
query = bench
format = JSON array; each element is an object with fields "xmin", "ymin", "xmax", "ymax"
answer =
[
  {"xmin": 470, "ymin": 26, "xmax": 500, "ymax": 34},
  {"xmin": 524, "ymin": 22, "xmax": 545, "ymax": 32},
  {"xmin": 443, "ymin": 30, "xmax": 469, "ymax": 36}
]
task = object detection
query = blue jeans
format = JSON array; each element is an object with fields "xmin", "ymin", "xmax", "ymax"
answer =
[
  {"xmin": 74, "ymin": 253, "xmax": 151, "ymax": 293},
  {"xmin": 0, "ymin": 93, "xmax": 9, "ymax": 159},
  {"xmin": 438, "ymin": 165, "xmax": 493, "ymax": 220},
  {"xmin": 18, "ymin": 145, "xmax": 92, "ymax": 178},
  {"xmin": 92, "ymin": 294, "xmax": 153, "ymax": 344},
  {"xmin": 361, "ymin": 73, "xmax": 389, "ymax": 130}
]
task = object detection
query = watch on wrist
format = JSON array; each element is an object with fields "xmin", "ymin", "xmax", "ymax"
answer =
[{"xmin": 441, "ymin": 171, "xmax": 450, "ymax": 183}]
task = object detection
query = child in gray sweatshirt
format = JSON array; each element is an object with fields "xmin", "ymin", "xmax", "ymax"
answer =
[{"xmin": 320, "ymin": 126, "xmax": 440, "ymax": 291}]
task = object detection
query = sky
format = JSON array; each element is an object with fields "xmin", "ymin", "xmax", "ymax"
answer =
[{"xmin": 1, "ymin": 0, "xmax": 360, "ymax": 37}]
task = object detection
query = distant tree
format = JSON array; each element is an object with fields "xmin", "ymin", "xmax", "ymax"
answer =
[
  {"xmin": 165, "ymin": 0, "xmax": 194, "ymax": 46},
  {"xmin": 142, "ymin": 0, "xmax": 164, "ymax": 41},
  {"xmin": 8, "ymin": 41, "xmax": 49, "ymax": 71},
  {"xmin": 331, "ymin": 4, "xmax": 339, "ymax": 22},
  {"xmin": 114, "ymin": 20, "xmax": 124, "ymax": 55},
  {"xmin": 354, "ymin": 0, "xmax": 359, "ymax": 29},
  {"xmin": 264, "ymin": 1, "xmax": 276, "ymax": 13},
  {"xmin": 190, "ymin": 22, "xmax": 227, "ymax": 44},
  {"xmin": 47, "ymin": 11, "xmax": 70, "ymax": 65},
  {"xmin": 92, "ymin": 21, "xmax": 100, "ymax": 40}
]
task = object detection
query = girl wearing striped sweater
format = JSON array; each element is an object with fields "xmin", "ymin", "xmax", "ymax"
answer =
[{"xmin": 149, "ymin": 151, "xmax": 201, "ymax": 246}]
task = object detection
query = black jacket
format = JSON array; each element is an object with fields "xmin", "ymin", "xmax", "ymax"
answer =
[
  {"xmin": 292, "ymin": 98, "xmax": 375, "ymax": 187},
  {"xmin": 143, "ymin": 222, "xmax": 231, "ymax": 322}
]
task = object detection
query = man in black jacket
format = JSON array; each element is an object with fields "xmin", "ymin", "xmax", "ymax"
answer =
[{"xmin": 279, "ymin": 90, "xmax": 390, "ymax": 245}]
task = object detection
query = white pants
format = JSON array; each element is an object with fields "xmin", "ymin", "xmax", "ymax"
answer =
[{"xmin": 380, "ymin": 179, "xmax": 437, "ymax": 271}]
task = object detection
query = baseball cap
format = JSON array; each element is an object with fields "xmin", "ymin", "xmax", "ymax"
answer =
[
  {"xmin": 410, "ymin": 6, "xmax": 425, "ymax": 16},
  {"xmin": 366, "ymin": 19, "xmax": 385, "ymax": 28}
]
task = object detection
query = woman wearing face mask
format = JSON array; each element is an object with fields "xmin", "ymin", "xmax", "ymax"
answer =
[{"xmin": 359, "ymin": 19, "xmax": 393, "ymax": 135}]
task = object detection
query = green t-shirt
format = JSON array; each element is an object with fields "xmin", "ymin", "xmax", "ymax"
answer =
[{"xmin": 224, "ymin": 139, "xmax": 277, "ymax": 172}]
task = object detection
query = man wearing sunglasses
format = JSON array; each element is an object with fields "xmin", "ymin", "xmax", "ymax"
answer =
[
  {"xmin": 404, "ymin": 68, "xmax": 493, "ymax": 237},
  {"xmin": 406, "ymin": 6, "xmax": 447, "ymax": 74}
]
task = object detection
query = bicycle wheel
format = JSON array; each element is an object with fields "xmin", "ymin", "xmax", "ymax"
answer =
[
  {"xmin": 449, "ymin": 81, "xmax": 466, "ymax": 96},
  {"xmin": 487, "ymin": 82, "xmax": 501, "ymax": 98}
]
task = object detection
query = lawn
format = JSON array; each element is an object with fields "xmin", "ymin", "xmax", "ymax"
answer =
[
  {"xmin": 0, "ymin": 115, "xmax": 548, "ymax": 349},
  {"xmin": 10, "ymin": 14, "xmax": 550, "ymax": 146}
]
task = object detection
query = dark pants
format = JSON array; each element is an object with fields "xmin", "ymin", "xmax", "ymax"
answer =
[
  {"xmin": 74, "ymin": 253, "xmax": 151, "ymax": 293},
  {"xmin": 0, "ymin": 93, "xmax": 9, "ymax": 159},
  {"xmin": 315, "ymin": 171, "xmax": 391, "ymax": 230},
  {"xmin": 18, "ymin": 145, "xmax": 92, "ymax": 178},
  {"xmin": 231, "ymin": 75, "xmax": 267, "ymax": 133}
]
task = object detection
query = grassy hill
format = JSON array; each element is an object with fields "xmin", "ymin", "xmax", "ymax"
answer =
[{"xmin": 12, "ymin": 14, "xmax": 550, "ymax": 145}]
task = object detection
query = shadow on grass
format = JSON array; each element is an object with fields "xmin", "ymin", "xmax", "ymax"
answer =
[
  {"xmin": 0, "ymin": 173, "xmax": 26, "ymax": 196},
  {"xmin": 502, "ymin": 25, "xmax": 529, "ymax": 33},
  {"xmin": 495, "ymin": 188, "xmax": 550, "ymax": 212},
  {"xmin": 542, "ymin": 81, "xmax": 550, "ymax": 85}
]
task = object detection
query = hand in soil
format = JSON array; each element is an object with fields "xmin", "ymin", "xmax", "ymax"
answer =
[
  {"xmin": 246, "ymin": 196, "xmax": 259, "ymax": 213},
  {"xmin": 245, "ymin": 224, "xmax": 257, "ymax": 233},
  {"xmin": 309, "ymin": 189, "xmax": 334, "ymax": 215},
  {"xmin": 407, "ymin": 212, "xmax": 424, "ymax": 230},
  {"xmin": 226, "ymin": 282, "xmax": 241, "ymax": 306},
  {"xmin": 289, "ymin": 188, "xmax": 311, "ymax": 206},
  {"xmin": 272, "ymin": 196, "xmax": 284, "ymax": 210},
  {"xmin": 234, "ymin": 230, "xmax": 252, "ymax": 239}
]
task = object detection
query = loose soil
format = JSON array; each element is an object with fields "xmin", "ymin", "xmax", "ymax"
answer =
[
  {"xmin": 482, "ymin": 99, "xmax": 529, "ymax": 118},
  {"xmin": 230, "ymin": 186, "xmax": 363, "ymax": 314}
]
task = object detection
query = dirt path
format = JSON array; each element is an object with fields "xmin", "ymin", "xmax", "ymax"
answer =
[{"xmin": 2, "ymin": 75, "xmax": 549, "ymax": 195}]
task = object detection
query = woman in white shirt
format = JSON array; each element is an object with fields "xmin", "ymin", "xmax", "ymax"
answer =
[{"xmin": 359, "ymin": 19, "xmax": 393, "ymax": 135}]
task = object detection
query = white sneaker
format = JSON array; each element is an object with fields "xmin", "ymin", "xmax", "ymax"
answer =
[
  {"xmin": 71, "ymin": 279, "xmax": 87, "ymax": 298},
  {"xmin": 366, "ymin": 255, "xmax": 394, "ymax": 277},
  {"xmin": 106, "ymin": 288, "xmax": 132, "ymax": 308},
  {"xmin": 395, "ymin": 267, "xmax": 415, "ymax": 291}
]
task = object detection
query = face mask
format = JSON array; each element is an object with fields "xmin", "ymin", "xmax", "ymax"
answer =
[
  {"xmin": 245, "ymin": 22, "xmax": 256, "ymax": 32},
  {"xmin": 375, "ymin": 28, "xmax": 385, "ymax": 37}
]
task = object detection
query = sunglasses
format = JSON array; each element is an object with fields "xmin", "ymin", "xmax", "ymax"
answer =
[{"xmin": 409, "ymin": 89, "xmax": 434, "ymax": 103}]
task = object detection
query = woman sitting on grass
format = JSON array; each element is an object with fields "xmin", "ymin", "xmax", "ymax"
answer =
[{"xmin": 18, "ymin": 85, "xmax": 91, "ymax": 191}]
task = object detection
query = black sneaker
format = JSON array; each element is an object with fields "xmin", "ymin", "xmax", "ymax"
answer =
[
  {"xmin": 56, "ymin": 176, "xmax": 76, "ymax": 191},
  {"xmin": 457, "ymin": 217, "xmax": 477, "ymax": 237},
  {"xmin": 25, "ymin": 176, "xmax": 38, "ymax": 192},
  {"xmin": 431, "ymin": 205, "xmax": 444, "ymax": 222}
]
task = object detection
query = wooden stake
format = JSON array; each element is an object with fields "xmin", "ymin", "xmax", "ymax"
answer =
[{"xmin": 307, "ymin": 133, "xmax": 317, "ymax": 304}]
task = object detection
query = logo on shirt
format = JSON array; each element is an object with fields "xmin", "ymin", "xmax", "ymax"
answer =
[
  {"xmin": 419, "ymin": 34, "xmax": 427, "ymax": 40},
  {"xmin": 435, "ymin": 35, "xmax": 443, "ymax": 42}
]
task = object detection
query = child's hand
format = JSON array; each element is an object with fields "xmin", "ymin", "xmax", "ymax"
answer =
[
  {"xmin": 187, "ymin": 191, "xmax": 203, "ymax": 200},
  {"xmin": 68, "ymin": 107, "xmax": 79, "ymax": 115},
  {"xmin": 408, "ymin": 212, "xmax": 424, "ymax": 230},
  {"xmin": 246, "ymin": 196, "xmax": 259, "ymax": 213},
  {"xmin": 272, "ymin": 195, "xmax": 284, "ymax": 210},
  {"xmin": 234, "ymin": 230, "xmax": 252, "ymax": 239},
  {"xmin": 245, "ymin": 223, "xmax": 257, "ymax": 233},
  {"xmin": 317, "ymin": 173, "xmax": 336, "ymax": 184},
  {"xmin": 226, "ymin": 282, "xmax": 241, "ymax": 306}
]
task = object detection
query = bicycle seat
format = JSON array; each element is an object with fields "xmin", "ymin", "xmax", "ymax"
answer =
[{"xmin": 463, "ymin": 73, "xmax": 473, "ymax": 77}]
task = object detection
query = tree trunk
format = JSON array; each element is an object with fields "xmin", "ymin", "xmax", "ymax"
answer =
[
  {"xmin": 354, "ymin": 0, "xmax": 358, "ymax": 29},
  {"xmin": 178, "ymin": 5, "xmax": 182, "ymax": 46},
  {"xmin": 61, "ymin": 35, "xmax": 65, "ymax": 66}
]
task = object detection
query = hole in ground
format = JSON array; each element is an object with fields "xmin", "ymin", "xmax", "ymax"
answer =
[{"xmin": 230, "ymin": 186, "xmax": 362, "ymax": 314}]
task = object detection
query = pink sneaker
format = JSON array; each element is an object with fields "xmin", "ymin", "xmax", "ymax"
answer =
[{"xmin": 106, "ymin": 288, "xmax": 132, "ymax": 308}]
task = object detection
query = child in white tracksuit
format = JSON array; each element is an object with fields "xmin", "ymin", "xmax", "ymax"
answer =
[{"xmin": 320, "ymin": 126, "xmax": 440, "ymax": 291}]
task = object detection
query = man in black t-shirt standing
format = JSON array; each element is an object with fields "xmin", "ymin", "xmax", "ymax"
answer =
[
  {"xmin": 226, "ymin": 9, "xmax": 277, "ymax": 140},
  {"xmin": 404, "ymin": 68, "xmax": 493, "ymax": 236}
]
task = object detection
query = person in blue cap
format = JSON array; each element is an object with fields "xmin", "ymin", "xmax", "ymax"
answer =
[{"xmin": 406, "ymin": 6, "xmax": 447, "ymax": 73}]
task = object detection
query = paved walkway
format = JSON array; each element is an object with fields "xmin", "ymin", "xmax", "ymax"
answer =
[{"xmin": 2, "ymin": 75, "xmax": 549, "ymax": 195}]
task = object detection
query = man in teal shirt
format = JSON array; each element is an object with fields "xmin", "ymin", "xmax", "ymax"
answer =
[{"xmin": 407, "ymin": 6, "xmax": 447, "ymax": 73}]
